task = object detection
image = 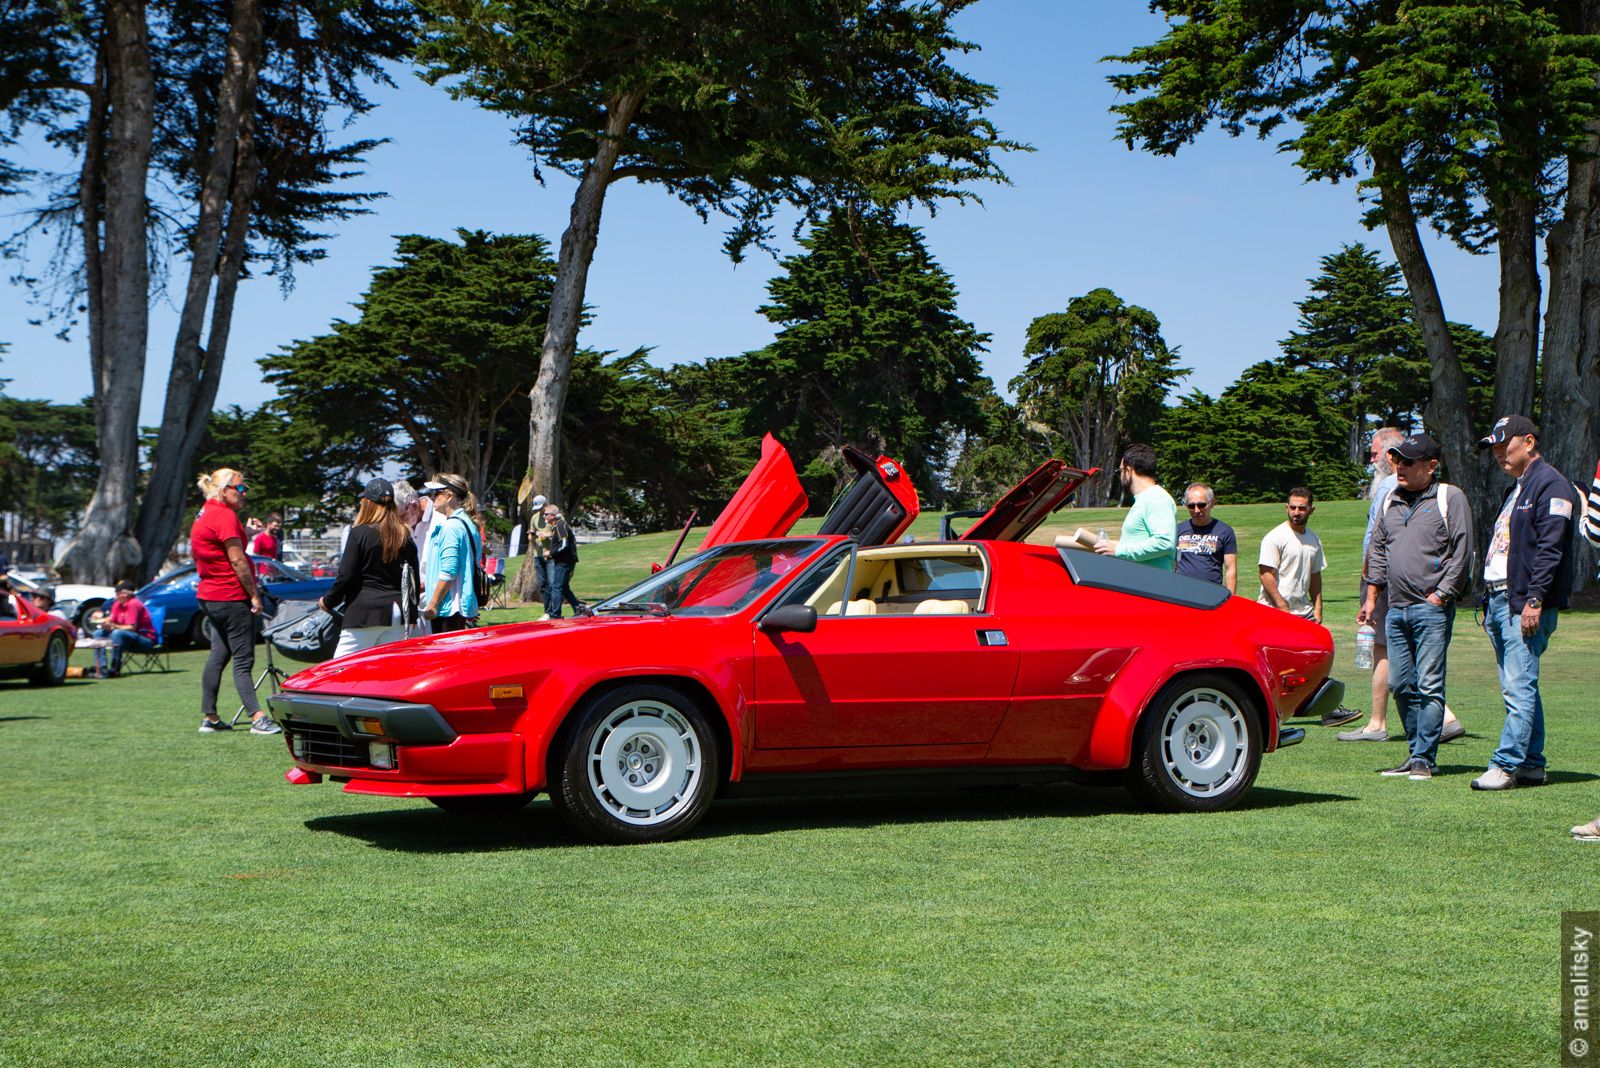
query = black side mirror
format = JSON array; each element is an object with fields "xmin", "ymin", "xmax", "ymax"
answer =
[{"xmin": 759, "ymin": 604, "xmax": 817, "ymax": 634}]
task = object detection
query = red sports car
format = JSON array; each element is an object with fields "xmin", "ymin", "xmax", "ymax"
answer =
[
  {"xmin": 0, "ymin": 585, "xmax": 76, "ymax": 686},
  {"xmin": 271, "ymin": 436, "xmax": 1341, "ymax": 843}
]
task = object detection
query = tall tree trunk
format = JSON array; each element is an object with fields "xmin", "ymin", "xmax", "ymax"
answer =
[
  {"xmin": 55, "ymin": 0, "xmax": 154, "ymax": 585},
  {"xmin": 1540, "ymin": 63, "xmax": 1600, "ymax": 594},
  {"xmin": 1492, "ymin": 195, "xmax": 1542, "ymax": 422},
  {"xmin": 512, "ymin": 89, "xmax": 642, "ymax": 603},
  {"xmin": 1373, "ymin": 161, "xmax": 1490, "ymax": 522},
  {"xmin": 133, "ymin": 0, "xmax": 261, "ymax": 581}
]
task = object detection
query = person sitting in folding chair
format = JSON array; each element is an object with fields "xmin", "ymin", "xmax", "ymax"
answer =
[{"xmin": 104, "ymin": 580, "xmax": 158, "ymax": 678}]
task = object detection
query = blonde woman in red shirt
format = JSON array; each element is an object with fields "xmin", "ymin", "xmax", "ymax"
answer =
[{"xmin": 190, "ymin": 467, "xmax": 278, "ymax": 735}]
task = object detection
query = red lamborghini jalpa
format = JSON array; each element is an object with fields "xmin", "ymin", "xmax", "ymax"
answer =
[{"xmin": 270, "ymin": 435, "xmax": 1340, "ymax": 843}]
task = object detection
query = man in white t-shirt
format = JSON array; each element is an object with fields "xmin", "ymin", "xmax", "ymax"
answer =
[{"xmin": 1258, "ymin": 486, "xmax": 1326, "ymax": 624}]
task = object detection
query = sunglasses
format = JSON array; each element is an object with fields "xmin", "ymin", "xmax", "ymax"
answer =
[
  {"xmin": 229, "ymin": 483, "xmax": 248, "ymax": 495},
  {"xmin": 1185, "ymin": 501, "xmax": 1209, "ymax": 509},
  {"xmin": 1393, "ymin": 457, "xmax": 1425, "ymax": 467}
]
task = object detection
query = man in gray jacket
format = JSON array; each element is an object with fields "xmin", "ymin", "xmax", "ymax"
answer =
[{"xmin": 1358, "ymin": 433, "xmax": 1475, "ymax": 780}]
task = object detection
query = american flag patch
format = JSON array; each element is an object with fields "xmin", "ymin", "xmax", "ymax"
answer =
[{"xmin": 1551, "ymin": 497, "xmax": 1573, "ymax": 519}]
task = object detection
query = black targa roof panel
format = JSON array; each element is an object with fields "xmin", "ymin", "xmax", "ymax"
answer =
[{"xmin": 1056, "ymin": 547, "xmax": 1231, "ymax": 611}]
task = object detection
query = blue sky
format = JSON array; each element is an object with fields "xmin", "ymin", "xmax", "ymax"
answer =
[{"xmin": 1, "ymin": 3, "xmax": 1500, "ymax": 424}]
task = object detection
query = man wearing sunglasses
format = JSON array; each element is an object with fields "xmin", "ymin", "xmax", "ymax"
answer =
[
  {"xmin": 1359, "ymin": 433, "xmax": 1474, "ymax": 780},
  {"xmin": 1174, "ymin": 483, "xmax": 1237, "ymax": 594}
]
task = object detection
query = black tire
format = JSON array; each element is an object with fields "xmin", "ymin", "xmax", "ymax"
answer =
[
  {"xmin": 548, "ymin": 683, "xmax": 720, "ymax": 844},
  {"xmin": 74, "ymin": 598, "xmax": 107, "ymax": 632},
  {"xmin": 428, "ymin": 792, "xmax": 538, "ymax": 815},
  {"xmin": 197, "ymin": 610, "xmax": 265, "ymax": 647},
  {"xmin": 29, "ymin": 633, "xmax": 69, "ymax": 687},
  {"xmin": 1126, "ymin": 672, "xmax": 1263, "ymax": 813}
]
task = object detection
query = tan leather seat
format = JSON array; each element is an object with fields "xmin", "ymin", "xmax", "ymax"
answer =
[
  {"xmin": 913, "ymin": 598, "xmax": 972, "ymax": 615},
  {"xmin": 823, "ymin": 599, "xmax": 878, "ymax": 616}
]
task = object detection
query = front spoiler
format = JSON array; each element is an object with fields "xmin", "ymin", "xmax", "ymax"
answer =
[{"xmin": 267, "ymin": 690, "xmax": 456, "ymax": 745}]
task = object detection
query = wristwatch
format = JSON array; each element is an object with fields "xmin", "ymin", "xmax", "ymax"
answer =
[{"xmin": 1526, "ymin": 597, "xmax": 1543, "ymax": 609}]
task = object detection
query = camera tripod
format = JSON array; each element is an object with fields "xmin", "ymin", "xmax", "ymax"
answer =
[{"xmin": 230, "ymin": 637, "xmax": 291, "ymax": 727}]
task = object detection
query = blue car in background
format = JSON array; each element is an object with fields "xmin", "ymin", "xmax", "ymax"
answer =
[{"xmin": 138, "ymin": 555, "xmax": 335, "ymax": 646}]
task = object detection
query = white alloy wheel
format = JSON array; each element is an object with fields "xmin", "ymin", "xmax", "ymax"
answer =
[
  {"xmin": 1157, "ymin": 686, "xmax": 1251, "ymax": 798},
  {"xmin": 585, "ymin": 699, "xmax": 704, "ymax": 827}
]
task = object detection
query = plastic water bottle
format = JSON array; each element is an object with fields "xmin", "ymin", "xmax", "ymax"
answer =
[
  {"xmin": 1354, "ymin": 623, "xmax": 1376, "ymax": 670},
  {"xmin": 1098, "ymin": 527, "xmax": 1107, "ymax": 543}
]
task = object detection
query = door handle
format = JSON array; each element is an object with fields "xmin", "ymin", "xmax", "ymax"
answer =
[{"xmin": 976, "ymin": 629, "xmax": 1008, "ymax": 647}]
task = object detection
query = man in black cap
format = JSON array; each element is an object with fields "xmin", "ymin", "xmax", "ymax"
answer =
[
  {"xmin": 1359, "ymin": 432, "xmax": 1475, "ymax": 780},
  {"xmin": 1470, "ymin": 415, "xmax": 1579, "ymax": 791}
]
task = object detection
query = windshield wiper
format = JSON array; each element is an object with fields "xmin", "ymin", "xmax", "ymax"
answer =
[{"xmin": 595, "ymin": 601, "xmax": 671, "ymax": 616}]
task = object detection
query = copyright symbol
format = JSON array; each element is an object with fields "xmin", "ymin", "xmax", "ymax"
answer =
[{"xmin": 1572, "ymin": 1038, "xmax": 1589, "ymax": 1058}]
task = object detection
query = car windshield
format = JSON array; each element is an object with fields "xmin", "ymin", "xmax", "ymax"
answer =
[
  {"xmin": 594, "ymin": 539, "xmax": 825, "ymax": 617},
  {"xmin": 260, "ymin": 558, "xmax": 308, "ymax": 581}
]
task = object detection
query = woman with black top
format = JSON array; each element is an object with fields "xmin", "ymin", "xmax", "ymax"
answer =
[{"xmin": 319, "ymin": 478, "xmax": 421, "ymax": 657}]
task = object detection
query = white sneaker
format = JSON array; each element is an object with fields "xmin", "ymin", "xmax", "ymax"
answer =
[
  {"xmin": 537, "ymin": 614, "xmax": 551, "ymax": 622},
  {"xmin": 1471, "ymin": 766, "xmax": 1516, "ymax": 791}
]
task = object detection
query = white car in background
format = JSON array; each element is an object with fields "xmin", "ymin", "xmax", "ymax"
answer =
[{"xmin": 5, "ymin": 572, "xmax": 116, "ymax": 629}]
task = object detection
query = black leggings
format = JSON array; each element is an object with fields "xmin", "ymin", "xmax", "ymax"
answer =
[{"xmin": 200, "ymin": 599, "xmax": 260, "ymax": 716}]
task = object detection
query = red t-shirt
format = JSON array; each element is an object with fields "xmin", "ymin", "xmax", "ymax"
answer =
[{"xmin": 191, "ymin": 499, "xmax": 250, "ymax": 601}]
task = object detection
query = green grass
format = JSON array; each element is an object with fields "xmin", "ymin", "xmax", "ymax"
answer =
[{"xmin": 4, "ymin": 499, "xmax": 1596, "ymax": 1065}]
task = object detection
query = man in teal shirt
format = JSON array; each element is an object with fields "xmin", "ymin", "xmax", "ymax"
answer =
[{"xmin": 1094, "ymin": 443, "xmax": 1177, "ymax": 570}]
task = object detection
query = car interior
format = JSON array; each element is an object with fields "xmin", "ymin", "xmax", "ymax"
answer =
[{"xmin": 802, "ymin": 544, "xmax": 989, "ymax": 617}]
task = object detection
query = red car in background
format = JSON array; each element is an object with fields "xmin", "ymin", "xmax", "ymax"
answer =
[
  {"xmin": 0, "ymin": 586, "xmax": 76, "ymax": 686},
  {"xmin": 272, "ymin": 435, "xmax": 1341, "ymax": 843}
]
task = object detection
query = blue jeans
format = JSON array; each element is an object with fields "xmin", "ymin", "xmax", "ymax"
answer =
[
  {"xmin": 540, "ymin": 559, "xmax": 575, "ymax": 618},
  {"xmin": 1484, "ymin": 593, "xmax": 1558, "ymax": 774},
  {"xmin": 1386, "ymin": 600, "xmax": 1455, "ymax": 765},
  {"xmin": 110, "ymin": 630, "xmax": 155, "ymax": 672}
]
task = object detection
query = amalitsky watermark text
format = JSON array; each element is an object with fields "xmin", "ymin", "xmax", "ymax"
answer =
[{"xmin": 1565, "ymin": 912, "xmax": 1597, "ymax": 1067}]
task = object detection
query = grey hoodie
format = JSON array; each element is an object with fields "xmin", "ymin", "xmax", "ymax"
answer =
[{"xmin": 1366, "ymin": 479, "xmax": 1475, "ymax": 608}]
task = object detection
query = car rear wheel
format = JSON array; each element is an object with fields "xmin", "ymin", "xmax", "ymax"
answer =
[
  {"xmin": 1127, "ymin": 673, "xmax": 1261, "ymax": 812},
  {"xmin": 427, "ymin": 792, "xmax": 538, "ymax": 815},
  {"xmin": 29, "ymin": 633, "xmax": 69, "ymax": 687},
  {"xmin": 550, "ymin": 683, "xmax": 719, "ymax": 844}
]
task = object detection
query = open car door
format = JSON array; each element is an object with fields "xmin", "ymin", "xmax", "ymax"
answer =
[
  {"xmin": 954, "ymin": 459, "xmax": 1097, "ymax": 542},
  {"xmin": 699, "ymin": 436, "xmax": 920, "ymax": 551}
]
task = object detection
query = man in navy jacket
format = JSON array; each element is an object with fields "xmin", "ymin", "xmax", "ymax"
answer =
[{"xmin": 1471, "ymin": 415, "xmax": 1579, "ymax": 791}]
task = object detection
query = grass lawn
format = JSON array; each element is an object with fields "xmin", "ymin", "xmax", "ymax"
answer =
[{"xmin": 4, "ymin": 498, "xmax": 1596, "ymax": 1065}]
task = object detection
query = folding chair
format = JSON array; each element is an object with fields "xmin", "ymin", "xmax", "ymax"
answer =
[
  {"xmin": 485, "ymin": 556, "xmax": 509, "ymax": 610},
  {"xmin": 123, "ymin": 605, "xmax": 171, "ymax": 674}
]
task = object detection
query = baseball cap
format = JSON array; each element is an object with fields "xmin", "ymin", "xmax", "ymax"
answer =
[
  {"xmin": 1388, "ymin": 433, "xmax": 1441, "ymax": 461},
  {"xmin": 1478, "ymin": 414, "xmax": 1539, "ymax": 448},
  {"xmin": 531, "ymin": 494, "xmax": 547, "ymax": 509},
  {"xmin": 359, "ymin": 477, "xmax": 394, "ymax": 504}
]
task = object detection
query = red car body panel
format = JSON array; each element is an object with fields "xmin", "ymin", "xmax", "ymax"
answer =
[
  {"xmin": 0, "ymin": 591, "xmax": 76, "ymax": 678},
  {"xmin": 271, "ymin": 535, "xmax": 1335, "ymax": 803},
  {"xmin": 699, "ymin": 433, "xmax": 809, "ymax": 550}
]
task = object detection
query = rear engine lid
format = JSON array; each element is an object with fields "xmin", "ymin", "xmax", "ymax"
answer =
[{"xmin": 956, "ymin": 459, "xmax": 1097, "ymax": 542}]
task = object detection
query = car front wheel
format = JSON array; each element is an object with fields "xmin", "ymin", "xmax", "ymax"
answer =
[
  {"xmin": 1127, "ymin": 673, "xmax": 1262, "ymax": 812},
  {"xmin": 550, "ymin": 683, "xmax": 719, "ymax": 844},
  {"xmin": 29, "ymin": 633, "xmax": 69, "ymax": 686}
]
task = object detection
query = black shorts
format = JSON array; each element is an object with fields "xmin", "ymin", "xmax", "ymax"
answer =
[{"xmin": 1359, "ymin": 577, "xmax": 1389, "ymax": 637}]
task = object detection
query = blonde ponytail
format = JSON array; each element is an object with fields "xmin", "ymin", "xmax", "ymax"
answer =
[{"xmin": 198, "ymin": 467, "xmax": 242, "ymax": 501}]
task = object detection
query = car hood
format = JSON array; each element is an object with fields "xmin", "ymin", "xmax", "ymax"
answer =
[
  {"xmin": 277, "ymin": 614, "xmax": 726, "ymax": 702},
  {"xmin": 958, "ymin": 459, "xmax": 1097, "ymax": 542},
  {"xmin": 51, "ymin": 582, "xmax": 116, "ymax": 602}
]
